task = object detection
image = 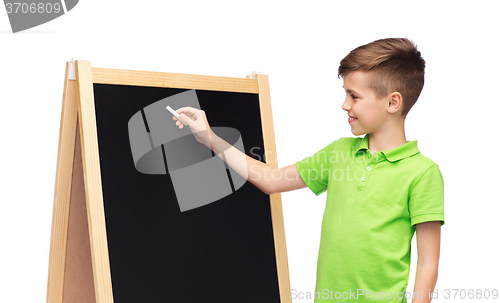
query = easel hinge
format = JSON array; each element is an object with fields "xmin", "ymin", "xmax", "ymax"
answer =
[
  {"xmin": 249, "ymin": 71, "xmax": 264, "ymax": 79},
  {"xmin": 69, "ymin": 58, "xmax": 76, "ymax": 80}
]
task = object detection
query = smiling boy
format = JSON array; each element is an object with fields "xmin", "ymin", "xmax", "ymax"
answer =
[
  {"xmin": 293, "ymin": 38, "xmax": 444, "ymax": 303},
  {"xmin": 173, "ymin": 37, "xmax": 444, "ymax": 303}
]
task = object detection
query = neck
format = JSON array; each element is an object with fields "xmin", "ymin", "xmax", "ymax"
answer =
[{"xmin": 367, "ymin": 118, "xmax": 407, "ymax": 153}]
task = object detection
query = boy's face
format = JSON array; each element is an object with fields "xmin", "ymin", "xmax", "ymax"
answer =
[{"xmin": 341, "ymin": 71, "xmax": 393, "ymax": 136}]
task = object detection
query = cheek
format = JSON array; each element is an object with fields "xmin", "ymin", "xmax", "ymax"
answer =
[
  {"xmin": 359, "ymin": 115, "xmax": 375, "ymax": 125},
  {"xmin": 363, "ymin": 104, "xmax": 384, "ymax": 119},
  {"xmin": 357, "ymin": 107, "xmax": 381, "ymax": 125}
]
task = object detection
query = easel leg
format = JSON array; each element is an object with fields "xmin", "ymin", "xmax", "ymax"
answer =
[{"xmin": 62, "ymin": 116, "xmax": 96, "ymax": 303}]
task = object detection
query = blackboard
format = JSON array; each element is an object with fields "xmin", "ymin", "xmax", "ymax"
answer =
[
  {"xmin": 46, "ymin": 61, "xmax": 291, "ymax": 303},
  {"xmin": 95, "ymin": 84, "xmax": 279, "ymax": 302}
]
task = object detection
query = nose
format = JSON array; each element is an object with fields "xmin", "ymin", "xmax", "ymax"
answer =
[{"xmin": 341, "ymin": 97, "xmax": 350, "ymax": 112}]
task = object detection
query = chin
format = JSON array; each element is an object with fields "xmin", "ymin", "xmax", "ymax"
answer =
[{"xmin": 351, "ymin": 130, "xmax": 366, "ymax": 136}]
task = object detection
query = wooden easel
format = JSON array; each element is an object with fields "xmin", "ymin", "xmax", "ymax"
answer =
[{"xmin": 46, "ymin": 60, "xmax": 291, "ymax": 303}]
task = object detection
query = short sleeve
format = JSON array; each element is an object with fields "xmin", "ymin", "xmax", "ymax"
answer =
[
  {"xmin": 295, "ymin": 140, "xmax": 336, "ymax": 196},
  {"xmin": 408, "ymin": 163, "xmax": 445, "ymax": 226}
]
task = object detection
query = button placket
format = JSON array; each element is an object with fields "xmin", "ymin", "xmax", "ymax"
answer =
[
  {"xmin": 353, "ymin": 150, "xmax": 378, "ymax": 203},
  {"xmin": 353, "ymin": 151, "xmax": 370, "ymax": 202},
  {"xmin": 361, "ymin": 165, "xmax": 373, "ymax": 182},
  {"xmin": 361, "ymin": 155, "xmax": 376, "ymax": 184},
  {"xmin": 352, "ymin": 150, "xmax": 371, "ymax": 203}
]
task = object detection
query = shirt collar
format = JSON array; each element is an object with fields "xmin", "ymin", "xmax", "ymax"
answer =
[{"xmin": 355, "ymin": 134, "xmax": 420, "ymax": 162}]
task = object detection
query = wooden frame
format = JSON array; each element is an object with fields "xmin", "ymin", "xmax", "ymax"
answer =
[{"xmin": 46, "ymin": 60, "xmax": 291, "ymax": 303}]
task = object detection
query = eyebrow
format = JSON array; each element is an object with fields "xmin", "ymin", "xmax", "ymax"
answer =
[{"xmin": 342, "ymin": 85, "xmax": 360, "ymax": 95}]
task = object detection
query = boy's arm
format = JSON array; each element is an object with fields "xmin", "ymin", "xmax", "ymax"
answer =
[
  {"xmin": 412, "ymin": 221, "xmax": 441, "ymax": 303},
  {"xmin": 172, "ymin": 106, "xmax": 308, "ymax": 195},
  {"xmin": 209, "ymin": 132, "xmax": 308, "ymax": 195}
]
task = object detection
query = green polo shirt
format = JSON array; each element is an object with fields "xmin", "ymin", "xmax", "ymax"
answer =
[{"xmin": 295, "ymin": 134, "xmax": 445, "ymax": 302}]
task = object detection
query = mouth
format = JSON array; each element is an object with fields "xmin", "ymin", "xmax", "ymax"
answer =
[{"xmin": 348, "ymin": 116, "xmax": 358, "ymax": 123}]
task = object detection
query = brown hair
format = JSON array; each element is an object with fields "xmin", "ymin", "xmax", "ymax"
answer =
[{"xmin": 338, "ymin": 38, "xmax": 425, "ymax": 118}]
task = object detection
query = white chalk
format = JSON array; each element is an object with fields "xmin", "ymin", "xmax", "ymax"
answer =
[{"xmin": 166, "ymin": 106, "xmax": 187, "ymax": 126}]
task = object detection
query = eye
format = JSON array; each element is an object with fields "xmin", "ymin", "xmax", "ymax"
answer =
[{"xmin": 351, "ymin": 94, "xmax": 358, "ymax": 100}]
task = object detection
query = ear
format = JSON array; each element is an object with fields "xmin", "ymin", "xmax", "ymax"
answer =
[{"xmin": 387, "ymin": 92, "xmax": 403, "ymax": 114}]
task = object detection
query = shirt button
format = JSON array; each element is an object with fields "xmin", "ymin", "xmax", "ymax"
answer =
[
  {"xmin": 367, "ymin": 166, "xmax": 371, "ymax": 171},
  {"xmin": 361, "ymin": 177, "xmax": 366, "ymax": 182}
]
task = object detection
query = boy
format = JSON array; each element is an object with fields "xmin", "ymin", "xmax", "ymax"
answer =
[{"xmin": 173, "ymin": 37, "xmax": 444, "ymax": 303}]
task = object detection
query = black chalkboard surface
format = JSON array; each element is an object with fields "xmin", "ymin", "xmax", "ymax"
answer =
[
  {"xmin": 93, "ymin": 84, "xmax": 279, "ymax": 303},
  {"xmin": 47, "ymin": 62, "xmax": 290, "ymax": 303}
]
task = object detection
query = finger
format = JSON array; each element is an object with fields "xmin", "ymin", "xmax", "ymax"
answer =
[
  {"xmin": 176, "ymin": 106, "xmax": 197, "ymax": 113},
  {"xmin": 176, "ymin": 107, "xmax": 200, "ymax": 118},
  {"xmin": 178, "ymin": 113, "xmax": 192, "ymax": 126}
]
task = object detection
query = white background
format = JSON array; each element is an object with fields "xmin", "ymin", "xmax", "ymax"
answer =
[{"xmin": 1, "ymin": 1, "xmax": 499, "ymax": 302}]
